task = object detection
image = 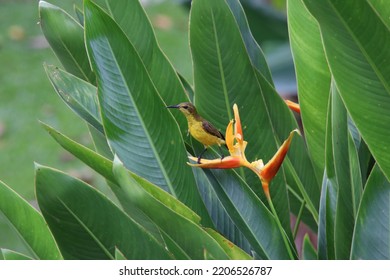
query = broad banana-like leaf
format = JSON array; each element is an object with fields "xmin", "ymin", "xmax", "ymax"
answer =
[
  {"xmin": 225, "ymin": 0, "xmax": 274, "ymax": 83},
  {"xmin": 204, "ymin": 228, "xmax": 252, "ymax": 260},
  {"xmin": 329, "ymin": 87, "xmax": 356, "ymax": 259},
  {"xmin": 287, "ymin": 0, "xmax": 331, "ymax": 181},
  {"xmin": 83, "ymin": 0, "xmax": 212, "ymax": 225},
  {"xmin": 0, "ymin": 181, "xmax": 62, "ymax": 260},
  {"xmin": 44, "ymin": 64, "xmax": 102, "ymax": 134},
  {"xmin": 317, "ymin": 174, "xmax": 337, "ymax": 260},
  {"xmin": 1, "ymin": 249, "xmax": 34, "ymax": 260},
  {"xmin": 39, "ymin": 1, "xmax": 95, "ymax": 83},
  {"xmin": 190, "ymin": 0, "xmax": 319, "ymax": 238},
  {"xmin": 35, "ymin": 165, "xmax": 173, "ymax": 260},
  {"xmin": 41, "ymin": 123, "xmax": 200, "ymax": 224},
  {"xmin": 115, "ymin": 247, "xmax": 127, "ymax": 260},
  {"xmin": 112, "ymin": 157, "xmax": 231, "ymax": 259},
  {"xmin": 351, "ymin": 164, "xmax": 390, "ymax": 259},
  {"xmin": 319, "ymin": 87, "xmax": 363, "ymax": 259},
  {"xmin": 317, "ymin": 98, "xmax": 337, "ymax": 260},
  {"xmin": 92, "ymin": 0, "xmax": 191, "ymax": 137},
  {"xmin": 201, "ymin": 169, "xmax": 296, "ymax": 259},
  {"xmin": 303, "ymin": 0, "xmax": 390, "ymax": 181},
  {"xmin": 302, "ymin": 234, "xmax": 317, "ymax": 260}
]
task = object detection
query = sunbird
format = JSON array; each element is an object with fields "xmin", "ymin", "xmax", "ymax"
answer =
[{"xmin": 167, "ymin": 102, "xmax": 226, "ymax": 163}]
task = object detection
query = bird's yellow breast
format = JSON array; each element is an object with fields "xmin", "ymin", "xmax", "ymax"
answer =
[{"xmin": 186, "ymin": 116, "xmax": 224, "ymax": 147}]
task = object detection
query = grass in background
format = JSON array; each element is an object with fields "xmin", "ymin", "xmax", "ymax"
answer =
[{"xmin": 0, "ymin": 0, "xmax": 90, "ymax": 200}]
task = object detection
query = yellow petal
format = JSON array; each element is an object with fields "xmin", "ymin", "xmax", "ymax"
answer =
[
  {"xmin": 233, "ymin": 104, "xmax": 244, "ymax": 144},
  {"xmin": 225, "ymin": 120, "xmax": 235, "ymax": 152}
]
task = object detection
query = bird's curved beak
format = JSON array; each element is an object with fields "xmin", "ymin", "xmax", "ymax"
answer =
[{"xmin": 166, "ymin": 104, "xmax": 180, "ymax": 109}]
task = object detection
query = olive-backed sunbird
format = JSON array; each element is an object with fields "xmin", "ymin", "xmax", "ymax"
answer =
[{"xmin": 167, "ymin": 102, "xmax": 226, "ymax": 163}]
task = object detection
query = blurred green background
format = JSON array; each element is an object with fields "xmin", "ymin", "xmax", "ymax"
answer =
[{"xmin": 0, "ymin": 0, "xmax": 293, "ymax": 255}]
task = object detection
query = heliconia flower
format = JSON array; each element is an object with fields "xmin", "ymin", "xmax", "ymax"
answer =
[
  {"xmin": 258, "ymin": 129, "xmax": 298, "ymax": 197},
  {"xmin": 188, "ymin": 103, "xmax": 300, "ymax": 198},
  {"xmin": 285, "ymin": 100, "xmax": 300, "ymax": 114}
]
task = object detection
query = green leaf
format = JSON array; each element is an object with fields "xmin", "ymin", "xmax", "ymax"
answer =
[
  {"xmin": 317, "ymin": 96, "xmax": 338, "ymax": 260},
  {"xmin": 204, "ymin": 228, "xmax": 252, "ymax": 260},
  {"xmin": 39, "ymin": 1, "xmax": 95, "ymax": 83},
  {"xmin": 74, "ymin": 4, "xmax": 84, "ymax": 25},
  {"xmin": 41, "ymin": 123, "xmax": 201, "ymax": 225},
  {"xmin": 358, "ymin": 140, "xmax": 374, "ymax": 187},
  {"xmin": 369, "ymin": 0, "xmax": 390, "ymax": 28},
  {"xmin": 115, "ymin": 247, "xmax": 127, "ymax": 260},
  {"xmin": 351, "ymin": 165, "xmax": 390, "ymax": 260},
  {"xmin": 288, "ymin": 191, "xmax": 317, "ymax": 231},
  {"xmin": 35, "ymin": 165, "xmax": 173, "ymax": 260},
  {"xmin": 191, "ymin": 167, "xmax": 252, "ymax": 253},
  {"xmin": 302, "ymin": 0, "xmax": 390, "ymax": 181},
  {"xmin": 318, "ymin": 87, "xmax": 363, "ymax": 259},
  {"xmin": 255, "ymin": 71, "xmax": 320, "ymax": 223},
  {"xmin": 330, "ymin": 87, "xmax": 355, "ymax": 259},
  {"xmin": 0, "ymin": 180, "xmax": 62, "ymax": 260},
  {"xmin": 347, "ymin": 132, "xmax": 363, "ymax": 217},
  {"xmin": 83, "ymin": 0, "xmax": 211, "ymax": 225},
  {"xmin": 190, "ymin": 0, "xmax": 319, "ymax": 236},
  {"xmin": 287, "ymin": 0, "xmax": 331, "ymax": 180},
  {"xmin": 190, "ymin": 0, "xmax": 288, "ymax": 236},
  {"xmin": 302, "ymin": 234, "xmax": 317, "ymax": 260},
  {"xmin": 88, "ymin": 124, "xmax": 113, "ymax": 159},
  {"xmin": 1, "ymin": 249, "xmax": 34, "ymax": 260},
  {"xmin": 42, "ymin": 124, "xmax": 177, "ymax": 249},
  {"xmin": 44, "ymin": 64, "xmax": 103, "ymax": 134},
  {"xmin": 159, "ymin": 232, "xmax": 191, "ymax": 260},
  {"xmin": 225, "ymin": 0, "xmax": 274, "ymax": 83},
  {"xmin": 317, "ymin": 174, "xmax": 337, "ymax": 260},
  {"xmin": 92, "ymin": 0, "xmax": 190, "ymax": 137},
  {"xmin": 112, "ymin": 157, "xmax": 230, "ymax": 260},
  {"xmin": 202, "ymin": 169, "xmax": 294, "ymax": 259},
  {"xmin": 241, "ymin": 1, "xmax": 289, "ymax": 44}
]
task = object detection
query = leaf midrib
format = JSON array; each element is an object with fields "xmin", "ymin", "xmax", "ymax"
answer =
[
  {"xmin": 100, "ymin": 35, "xmax": 177, "ymax": 197},
  {"xmin": 59, "ymin": 198, "xmax": 115, "ymax": 260}
]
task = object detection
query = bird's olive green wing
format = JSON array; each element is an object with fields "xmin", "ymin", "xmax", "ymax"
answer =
[{"xmin": 202, "ymin": 120, "xmax": 224, "ymax": 140}]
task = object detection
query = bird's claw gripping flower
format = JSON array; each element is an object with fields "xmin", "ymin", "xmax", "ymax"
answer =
[{"xmin": 188, "ymin": 104, "xmax": 300, "ymax": 198}]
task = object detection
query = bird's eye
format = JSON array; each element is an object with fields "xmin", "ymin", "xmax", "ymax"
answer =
[{"xmin": 183, "ymin": 105, "xmax": 188, "ymax": 109}]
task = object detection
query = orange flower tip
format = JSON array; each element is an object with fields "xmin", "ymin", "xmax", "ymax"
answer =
[
  {"xmin": 285, "ymin": 100, "xmax": 301, "ymax": 114},
  {"xmin": 260, "ymin": 130, "xmax": 297, "ymax": 183},
  {"xmin": 187, "ymin": 156, "xmax": 242, "ymax": 169}
]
